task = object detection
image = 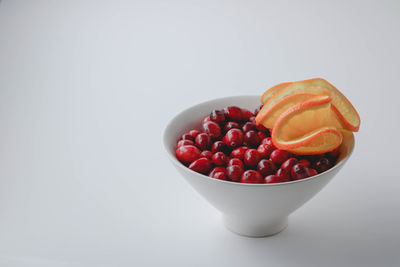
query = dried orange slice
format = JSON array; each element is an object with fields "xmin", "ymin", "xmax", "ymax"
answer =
[
  {"xmin": 271, "ymin": 95, "xmax": 343, "ymax": 154},
  {"xmin": 260, "ymin": 81, "xmax": 292, "ymax": 106},
  {"xmin": 256, "ymin": 93, "xmax": 316, "ymax": 129},
  {"xmin": 260, "ymin": 78, "xmax": 360, "ymax": 132}
]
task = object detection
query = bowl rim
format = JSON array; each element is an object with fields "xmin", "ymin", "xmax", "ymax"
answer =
[{"xmin": 163, "ymin": 95, "xmax": 355, "ymax": 187}]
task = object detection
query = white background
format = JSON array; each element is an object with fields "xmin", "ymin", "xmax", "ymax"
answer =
[{"xmin": 0, "ymin": 0, "xmax": 400, "ymax": 266}]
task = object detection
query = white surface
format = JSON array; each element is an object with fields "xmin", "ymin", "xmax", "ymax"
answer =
[{"xmin": 0, "ymin": 0, "xmax": 399, "ymax": 266}]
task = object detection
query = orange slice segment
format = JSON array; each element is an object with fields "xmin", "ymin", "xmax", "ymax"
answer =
[
  {"xmin": 271, "ymin": 95, "xmax": 343, "ymax": 154},
  {"xmin": 260, "ymin": 82, "xmax": 292, "ymax": 105},
  {"xmin": 261, "ymin": 78, "xmax": 360, "ymax": 132},
  {"xmin": 255, "ymin": 93, "xmax": 316, "ymax": 129}
]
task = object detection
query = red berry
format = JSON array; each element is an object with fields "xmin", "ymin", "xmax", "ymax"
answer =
[
  {"xmin": 209, "ymin": 167, "xmax": 226, "ymax": 177},
  {"xmin": 241, "ymin": 170, "xmax": 263, "ymax": 184},
  {"xmin": 228, "ymin": 158, "xmax": 244, "ymax": 169},
  {"xmin": 257, "ymin": 159, "xmax": 276, "ymax": 176},
  {"xmin": 210, "ymin": 110, "xmax": 226, "ymax": 125},
  {"xmin": 257, "ymin": 144, "xmax": 274, "ymax": 159},
  {"xmin": 242, "ymin": 109, "xmax": 254, "ymax": 120},
  {"xmin": 243, "ymin": 149, "xmax": 261, "ymax": 168},
  {"xmin": 189, "ymin": 158, "xmax": 212, "ymax": 174},
  {"xmin": 244, "ymin": 130, "xmax": 261, "ymax": 148},
  {"xmin": 177, "ymin": 140, "xmax": 194, "ymax": 148},
  {"xmin": 202, "ymin": 121, "xmax": 221, "ymax": 139},
  {"xmin": 261, "ymin": 137, "xmax": 276, "ymax": 149},
  {"xmin": 195, "ymin": 133, "xmax": 212, "ymax": 150},
  {"xmin": 298, "ymin": 159, "xmax": 311, "ymax": 168},
  {"xmin": 223, "ymin": 121, "xmax": 240, "ymax": 132},
  {"xmin": 200, "ymin": 150, "xmax": 213, "ymax": 159},
  {"xmin": 264, "ymin": 175, "xmax": 290, "ymax": 184},
  {"xmin": 212, "ymin": 152, "xmax": 228, "ymax": 166},
  {"xmin": 276, "ymin": 168, "xmax": 290, "ymax": 179},
  {"xmin": 224, "ymin": 106, "xmax": 244, "ymax": 122},
  {"xmin": 223, "ymin": 129, "xmax": 244, "ymax": 148},
  {"xmin": 189, "ymin": 130, "xmax": 201, "ymax": 138},
  {"xmin": 202, "ymin": 116, "xmax": 211, "ymax": 124},
  {"xmin": 270, "ymin": 149, "xmax": 290, "ymax": 165},
  {"xmin": 213, "ymin": 172, "xmax": 228, "ymax": 180},
  {"xmin": 230, "ymin": 146, "xmax": 248, "ymax": 160},
  {"xmin": 313, "ymin": 157, "xmax": 332, "ymax": 173},
  {"xmin": 176, "ymin": 145, "xmax": 201, "ymax": 164},
  {"xmin": 226, "ymin": 165, "xmax": 244, "ymax": 182},
  {"xmin": 308, "ymin": 168, "xmax": 318, "ymax": 176},
  {"xmin": 241, "ymin": 122, "xmax": 257, "ymax": 133},
  {"xmin": 281, "ymin": 158, "xmax": 299, "ymax": 172},
  {"xmin": 255, "ymin": 123, "xmax": 268, "ymax": 132},
  {"xmin": 291, "ymin": 164, "xmax": 311, "ymax": 180},
  {"xmin": 211, "ymin": 141, "xmax": 229, "ymax": 154},
  {"xmin": 249, "ymin": 116, "xmax": 256, "ymax": 123},
  {"xmin": 181, "ymin": 133, "xmax": 194, "ymax": 141},
  {"xmin": 257, "ymin": 131, "xmax": 268, "ymax": 140}
]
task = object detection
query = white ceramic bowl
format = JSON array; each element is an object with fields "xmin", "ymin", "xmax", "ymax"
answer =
[{"xmin": 163, "ymin": 95, "xmax": 354, "ymax": 237}]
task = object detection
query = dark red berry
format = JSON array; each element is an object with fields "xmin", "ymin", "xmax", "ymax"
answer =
[
  {"xmin": 257, "ymin": 144, "xmax": 274, "ymax": 159},
  {"xmin": 189, "ymin": 158, "xmax": 212, "ymax": 174},
  {"xmin": 242, "ymin": 109, "xmax": 254, "ymax": 120},
  {"xmin": 244, "ymin": 130, "xmax": 261, "ymax": 148},
  {"xmin": 281, "ymin": 158, "xmax": 299, "ymax": 172},
  {"xmin": 181, "ymin": 133, "xmax": 194, "ymax": 141},
  {"xmin": 261, "ymin": 137, "xmax": 276, "ymax": 149},
  {"xmin": 226, "ymin": 165, "xmax": 244, "ymax": 182},
  {"xmin": 200, "ymin": 150, "xmax": 213, "ymax": 159},
  {"xmin": 223, "ymin": 129, "xmax": 244, "ymax": 148},
  {"xmin": 224, "ymin": 106, "xmax": 244, "ymax": 122},
  {"xmin": 228, "ymin": 158, "xmax": 244, "ymax": 169},
  {"xmin": 211, "ymin": 141, "xmax": 229, "ymax": 154},
  {"xmin": 230, "ymin": 146, "xmax": 248, "ymax": 160},
  {"xmin": 257, "ymin": 131, "xmax": 268, "ymax": 140},
  {"xmin": 242, "ymin": 122, "xmax": 257, "ymax": 133},
  {"xmin": 291, "ymin": 164, "xmax": 311, "ymax": 180},
  {"xmin": 313, "ymin": 157, "xmax": 332, "ymax": 173},
  {"xmin": 189, "ymin": 130, "xmax": 201, "ymax": 138},
  {"xmin": 308, "ymin": 168, "xmax": 318, "ymax": 176},
  {"xmin": 276, "ymin": 168, "xmax": 290, "ymax": 179},
  {"xmin": 213, "ymin": 172, "xmax": 228, "ymax": 180},
  {"xmin": 202, "ymin": 121, "xmax": 221, "ymax": 139},
  {"xmin": 223, "ymin": 121, "xmax": 240, "ymax": 132},
  {"xmin": 243, "ymin": 149, "xmax": 261, "ymax": 168},
  {"xmin": 270, "ymin": 149, "xmax": 290, "ymax": 165},
  {"xmin": 195, "ymin": 133, "xmax": 212, "ymax": 150},
  {"xmin": 264, "ymin": 175, "xmax": 290, "ymax": 184},
  {"xmin": 210, "ymin": 110, "xmax": 226, "ymax": 125},
  {"xmin": 257, "ymin": 159, "xmax": 276, "ymax": 176},
  {"xmin": 326, "ymin": 147, "xmax": 340, "ymax": 158},
  {"xmin": 241, "ymin": 170, "xmax": 263, "ymax": 184},
  {"xmin": 209, "ymin": 167, "xmax": 226, "ymax": 177},
  {"xmin": 255, "ymin": 123, "xmax": 268, "ymax": 132},
  {"xmin": 176, "ymin": 145, "xmax": 201, "ymax": 164},
  {"xmin": 177, "ymin": 140, "xmax": 194, "ymax": 148},
  {"xmin": 202, "ymin": 116, "xmax": 211, "ymax": 124},
  {"xmin": 212, "ymin": 152, "xmax": 228, "ymax": 166},
  {"xmin": 298, "ymin": 159, "xmax": 311, "ymax": 168}
]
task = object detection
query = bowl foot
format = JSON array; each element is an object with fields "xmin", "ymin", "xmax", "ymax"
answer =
[{"xmin": 222, "ymin": 215, "xmax": 288, "ymax": 237}]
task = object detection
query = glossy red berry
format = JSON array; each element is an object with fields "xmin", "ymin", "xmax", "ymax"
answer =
[
  {"xmin": 176, "ymin": 145, "xmax": 201, "ymax": 164},
  {"xmin": 249, "ymin": 116, "xmax": 256, "ymax": 123},
  {"xmin": 270, "ymin": 149, "xmax": 290, "ymax": 165},
  {"xmin": 257, "ymin": 144, "xmax": 274, "ymax": 159},
  {"xmin": 200, "ymin": 150, "xmax": 213, "ymax": 159},
  {"xmin": 261, "ymin": 137, "xmax": 276, "ymax": 149},
  {"xmin": 242, "ymin": 109, "xmax": 254, "ymax": 120},
  {"xmin": 313, "ymin": 157, "xmax": 332, "ymax": 173},
  {"xmin": 189, "ymin": 130, "xmax": 201, "ymax": 138},
  {"xmin": 226, "ymin": 165, "xmax": 244, "ymax": 182},
  {"xmin": 291, "ymin": 164, "xmax": 311, "ymax": 180},
  {"xmin": 257, "ymin": 159, "xmax": 276, "ymax": 176},
  {"xmin": 195, "ymin": 133, "xmax": 212, "ymax": 150},
  {"xmin": 276, "ymin": 168, "xmax": 290, "ymax": 179},
  {"xmin": 264, "ymin": 175, "xmax": 290, "ymax": 184},
  {"xmin": 213, "ymin": 172, "xmax": 228, "ymax": 180},
  {"xmin": 244, "ymin": 130, "xmax": 261, "ymax": 148},
  {"xmin": 223, "ymin": 129, "xmax": 244, "ymax": 148},
  {"xmin": 257, "ymin": 131, "xmax": 268, "ymax": 140},
  {"xmin": 241, "ymin": 122, "xmax": 257, "ymax": 133},
  {"xmin": 243, "ymin": 149, "xmax": 261, "ymax": 168},
  {"xmin": 227, "ymin": 158, "xmax": 244, "ymax": 169},
  {"xmin": 281, "ymin": 158, "xmax": 299, "ymax": 172},
  {"xmin": 189, "ymin": 158, "xmax": 212, "ymax": 174},
  {"xmin": 210, "ymin": 110, "xmax": 226, "ymax": 125},
  {"xmin": 211, "ymin": 141, "xmax": 229, "ymax": 154},
  {"xmin": 230, "ymin": 146, "xmax": 248, "ymax": 160},
  {"xmin": 202, "ymin": 116, "xmax": 211, "ymax": 124},
  {"xmin": 177, "ymin": 139, "xmax": 194, "ymax": 148},
  {"xmin": 209, "ymin": 167, "xmax": 226, "ymax": 178},
  {"xmin": 298, "ymin": 159, "xmax": 311, "ymax": 168},
  {"xmin": 212, "ymin": 152, "xmax": 228, "ymax": 166},
  {"xmin": 181, "ymin": 133, "xmax": 194, "ymax": 141},
  {"xmin": 241, "ymin": 170, "xmax": 263, "ymax": 184},
  {"xmin": 223, "ymin": 121, "xmax": 240, "ymax": 132},
  {"xmin": 202, "ymin": 121, "xmax": 221, "ymax": 139},
  {"xmin": 224, "ymin": 106, "xmax": 244, "ymax": 122},
  {"xmin": 308, "ymin": 168, "xmax": 318, "ymax": 176}
]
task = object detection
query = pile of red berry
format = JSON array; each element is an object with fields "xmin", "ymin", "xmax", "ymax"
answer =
[{"xmin": 175, "ymin": 106, "xmax": 340, "ymax": 184}]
